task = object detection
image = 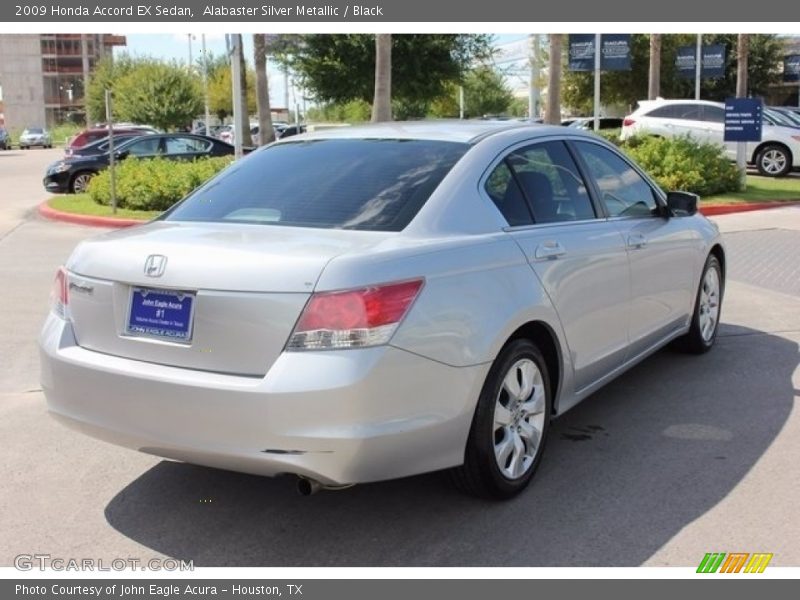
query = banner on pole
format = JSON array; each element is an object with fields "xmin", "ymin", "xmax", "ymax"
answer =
[
  {"xmin": 676, "ymin": 44, "xmax": 727, "ymax": 79},
  {"xmin": 569, "ymin": 34, "xmax": 632, "ymax": 72},
  {"xmin": 784, "ymin": 55, "xmax": 800, "ymax": 83}
]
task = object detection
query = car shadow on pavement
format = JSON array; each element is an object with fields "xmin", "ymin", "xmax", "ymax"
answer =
[{"xmin": 104, "ymin": 326, "xmax": 797, "ymax": 566}]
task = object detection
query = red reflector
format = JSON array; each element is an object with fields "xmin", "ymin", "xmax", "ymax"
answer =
[
  {"xmin": 623, "ymin": 117, "xmax": 636, "ymax": 127},
  {"xmin": 295, "ymin": 279, "xmax": 424, "ymax": 332},
  {"xmin": 54, "ymin": 267, "xmax": 68, "ymax": 305}
]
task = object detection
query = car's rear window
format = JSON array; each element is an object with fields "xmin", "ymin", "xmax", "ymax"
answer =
[{"xmin": 162, "ymin": 138, "xmax": 468, "ymax": 232}]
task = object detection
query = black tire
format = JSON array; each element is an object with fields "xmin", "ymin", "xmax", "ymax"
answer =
[
  {"xmin": 449, "ymin": 339, "xmax": 551, "ymax": 499},
  {"xmin": 756, "ymin": 144, "xmax": 792, "ymax": 177},
  {"xmin": 675, "ymin": 255, "xmax": 724, "ymax": 354},
  {"xmin": 69, "ymin": 171, "xmax": 96, "ymax": 194}
]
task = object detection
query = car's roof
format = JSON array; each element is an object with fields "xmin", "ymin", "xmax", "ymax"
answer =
[
  {"xmin": 636, "ymin": 98, "xmax": 725, "ymax": 109},
  {"xmin": 292, "ymin": 119, "xmax": 567, "ymax": 144}
]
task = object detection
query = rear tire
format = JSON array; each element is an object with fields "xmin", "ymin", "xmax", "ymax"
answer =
[
  {"xmin": 675, "ymin": 255, "xmax": 723, "ymax": 354},
  {"xmin": 450, "ymin": 339, "xmax": 551, "ymax": 499}
]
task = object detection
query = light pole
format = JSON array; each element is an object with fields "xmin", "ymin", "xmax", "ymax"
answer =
[{"xmin": 201, "ymin": 34, "xmax": 210, "ymax": 135}]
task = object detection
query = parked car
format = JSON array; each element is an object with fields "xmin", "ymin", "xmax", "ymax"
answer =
[
  {"xmin": 277, "ymin": 124, "xmax": 307, "ymax": 139},
  {"xmin": 768, "ymin": 106, "xmax": 800, "ymax": 128},
  {"xmin": 620, "ymin": 98, "xmax": 800, "ymax": 177},
  {"xmin": 43, "ymin": 133, "xmax": 236, "ymax": 194},
  {"xmin": 64, "ymin": 133, "xmax": 145, "ymax": 159},
  {"xmin": 19, "ymin": 127, "xmax": 52, "ymax": 149},
  {"xmin": 40, "ymin": 121, "xmax": 725, "ymax": 499},
  {"xmin": 565, "ymin": 117, "xmax": 624, "ymax": 131},
  {"xmin": 0, "ymin": 127, "xmax": 9, "ymax": 150},
  {"xmin": 66, "ymin": 126, "xmax": 157, "ymax": 154}
]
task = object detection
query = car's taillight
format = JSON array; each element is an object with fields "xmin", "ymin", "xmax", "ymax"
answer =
[
  {"xmin": 286, "ymin": 279, "xmax": 424, "ymax": 350},
  {"xmin": 622, "ymin": 117, "xmax": 636, "ymax": 127},
  {"xmin": 51, "ymin": 266, "xmax": 69, "ymax": 319}
]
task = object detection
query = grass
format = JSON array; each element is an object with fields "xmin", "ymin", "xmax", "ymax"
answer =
[
  {"xmin": 48, "ymin": 193, "xmax": 161, "ymax": 220},
  {"xmin": 702, "ymin": 175, "xmax": 800, "ymax": 205}
]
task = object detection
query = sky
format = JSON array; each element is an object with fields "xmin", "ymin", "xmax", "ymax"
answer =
[{"xmin": 118, "ymin": 33, "xmax": 531, "ymax": 108}]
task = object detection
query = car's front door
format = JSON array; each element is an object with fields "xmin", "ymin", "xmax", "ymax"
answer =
[
  {"xmin": 164, "ymin": 136, "xmax": 212, "ymax": 161},
  {"xmin": 572, "ymin": 140, "xmax": 702, "ymax": 359},
  {"xmin": 485, "ymin": 140, "xmax": 631, "ymax": 393}
]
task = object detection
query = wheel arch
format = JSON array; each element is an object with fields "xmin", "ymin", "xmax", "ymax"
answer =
[
  {"xmin": 751, "ymin": 141, "xmax": 793, "ymax": 167},
  {"xmin": 505, "ymin": 320, "xmax": 563, "ymax": 415}
]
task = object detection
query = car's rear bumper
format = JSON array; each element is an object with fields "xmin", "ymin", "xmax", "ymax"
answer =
[{"xmin": 39, "ymin": 313, "xmax": 487, "ymax": 485}]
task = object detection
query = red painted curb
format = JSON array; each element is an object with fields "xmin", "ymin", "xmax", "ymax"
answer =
[
  {"xmin": 700, "ymin": 200, "xmax": 800, "ymax": 216},
  {"xmin": 38, "ymin": 201, "xmax": 148, "ymax": 228}
]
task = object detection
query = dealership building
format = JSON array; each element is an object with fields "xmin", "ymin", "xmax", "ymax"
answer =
[{"xmin": 0, "ymin": 34, "xmax": 126, "ymax": 132}]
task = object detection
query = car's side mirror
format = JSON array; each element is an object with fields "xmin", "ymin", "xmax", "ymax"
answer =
[
  {"xmin": 666, "ymin": 191, "xmax": 699, "ymax": 217},
  {"xmin": 115, "ymin": 149, "xmax": 130, "ymax": 160}
]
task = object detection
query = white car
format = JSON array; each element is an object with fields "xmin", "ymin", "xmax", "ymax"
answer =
[{"xmin": 621, "ymin": 99, "xmax": 800, "ymax": 177}]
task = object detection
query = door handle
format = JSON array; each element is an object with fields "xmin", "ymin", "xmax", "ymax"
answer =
[
  {"xmin": 627, "ymin": 233, "xmax": 647, "ymax": 249},
  {"xmin": 535, "ymin": 241, "xmax": 567, "ymax": 260}
]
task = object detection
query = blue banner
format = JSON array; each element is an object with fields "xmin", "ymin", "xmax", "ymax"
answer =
[
  {"xmin": 569, "ymin": 34, "xmax": 632, "ymax": 72},
  {"xmin": 784, "ymin": 55, "xmax": 800, "ymax": 83},
  {"xmin": 569, "ymin": 34, "xmax": 595, "ymax": 71},
  {"xmin": 676, "ymin": 44, "xmax": 727, "ymax": 79},
  {"xmin": 601, "ymin": 34, "xmax": 632, "ymax": 71},
  {"xmin": 724, "ymin": 98, "xmax": 763, "ymax": 143}
]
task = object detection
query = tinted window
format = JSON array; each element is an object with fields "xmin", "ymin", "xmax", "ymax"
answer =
[
  {"xmin": 701, "ymin": 105, "xmax": 725, "ymax": 123},
  {"xmin": 574, "ymin": 142, "xmax": 659, "ymax": 218},
  {"xmin": 165, "ymin": 136, "xmax": 211, "ymax": 154},
  {"xmin": 164, "ymin": 139, "xmax": 468, "ymax": 232},
  {"xmin": 646, "ymin": 104, "xmax": 701, "ymax": 120},
  {"xmin": 484, "ymin": 161, "xmax": 533, "ymax": 226},
  {"xmin": 124, "ymin": 137, "xmax": 161, "ymax": 156},
  {"xmin": 507, "ymin": 141, "xmax": 596, "ymax": 223}
]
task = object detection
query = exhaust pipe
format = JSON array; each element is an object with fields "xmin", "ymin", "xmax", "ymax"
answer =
[
  {"xmin": 296, "ymin": 476, "xmax": 355, "ymax": 496},
  {"xmin": 297, "ymin": 477, "xmax": 323, "ymax": 496}
]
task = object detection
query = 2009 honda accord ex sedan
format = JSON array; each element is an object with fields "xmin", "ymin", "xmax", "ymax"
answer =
[{"xmin": 40, "ymin": 121, "xmax": 725, "ymax": 499}]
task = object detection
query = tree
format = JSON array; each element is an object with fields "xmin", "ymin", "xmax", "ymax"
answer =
[
  {"xmin": 234, "ymin": 34, "xmax": 253, "ymax": 146},
  {"xmin": 207, "ymin": 60, "xmax": 256, "ymax": 122},
  {"xmin": 545, "ymin": 34, "xmax": 563, "ymax": 124},
  {"xmin": 463, "ymin": 66, "xmax": 514, "ymax": 117},
  {"xmin": 562, "ymin": 34, "xmax": 783, "ymax": 114},
  {"xmin": 648, "ymin": 34, "xmax": 661, "ymax": 100},
  {"xmin": 253, "ymin": 34, "xmax": 276, "ymax": 145},
  {"xmin": 110, "ymin": 59, "xmax": 202, "ymax": 131},
  {"xmin": 277, "ymin": 34, "xmax": 492, "ymax": 116},
  {"xmin": 85, "ymin": 54, "xmax": 136, "ymax": 124},
  {"xmin": 371, "ymin": 34, "xmax": 392, "ymax": 122}
]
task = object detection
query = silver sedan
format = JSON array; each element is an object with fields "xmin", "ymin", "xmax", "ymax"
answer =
[{"xmin": 39, "ymin": 121, "xmax": 725, "ymax": 499}]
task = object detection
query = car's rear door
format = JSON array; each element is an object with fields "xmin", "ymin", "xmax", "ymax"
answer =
[
  {"xmin": 571, "ymin": 139, "xmax": 701, "ymax": 360},
  {"xmin": 485, "ymin": 139, "xmax": 631, "ymax": 393}
]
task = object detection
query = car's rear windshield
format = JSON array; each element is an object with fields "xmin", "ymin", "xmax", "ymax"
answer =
[
  {"xmin": 162, "ymin": 138, "xmax": 469, "ymax": 232},
  {"xmin": 27, "ymin": 128, "xmax": 44, "ymax": 134}
]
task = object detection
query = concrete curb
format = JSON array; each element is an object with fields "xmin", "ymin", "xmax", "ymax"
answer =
[
  {"xmin": 700, "ymin": 200, "xmax": 800, "ymax": 216},
  {"xmin": 38, "ymin": 201, "xmax": 147, "ymax": 228}
]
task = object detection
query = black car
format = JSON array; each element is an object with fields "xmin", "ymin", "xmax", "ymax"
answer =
[
  {"xmin": 63, "ymin": 133, "xmax": 144, "ymax": 159},
  {"xmin": 565, "ymin": 117, "xmax": 624, "ymax": 131},
  {"xmin": 44, "ymin": 133, "xmax": 236, "ymax": 194},
  {"xmin": 277, "ymin": 124, "xmax": 307, "ymax": 139}
]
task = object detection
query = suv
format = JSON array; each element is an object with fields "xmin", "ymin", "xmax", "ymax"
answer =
[
  {"xmin": 66, "ymin": 126, "xmax": 157, "ymax": 153},
  {"xmin": 621, "ymin": 98, "xmax": 800, "ymax": 177}
]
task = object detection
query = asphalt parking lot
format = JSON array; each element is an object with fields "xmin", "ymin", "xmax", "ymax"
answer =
[{"xmin": 0, "ymin": 148, "xmax": 798, "ymax": 567}]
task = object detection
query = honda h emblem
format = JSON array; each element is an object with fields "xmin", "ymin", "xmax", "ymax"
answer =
[{"xmin": 144, "ymin": 255, "xmax": 167, "ymax": 278}]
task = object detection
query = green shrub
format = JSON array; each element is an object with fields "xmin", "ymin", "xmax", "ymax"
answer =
[
  {"xmin": 87, "ymin": 156, "xmax": 233, "ymax": 212},
  {"xmin": 620, "ymin": 135, "xmax": 741, "ymax": 197}
]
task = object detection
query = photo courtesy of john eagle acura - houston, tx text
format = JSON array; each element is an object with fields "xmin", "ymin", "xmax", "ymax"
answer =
[{"xmin": 40, "ymin": 121, "xmax": 725, "ymax": 499}]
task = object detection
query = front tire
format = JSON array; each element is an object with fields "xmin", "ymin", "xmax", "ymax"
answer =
[
  {"xmin": 450, "ymin": 339, "xmax": 551, "ymax": 499},
  {"xmin": 756, "ymin": 144, "xmax": 792, "ymax": 177},
  {"xmin": 70, "ymin": 171, "xmax": 95, "ymax": 194},
  {"xmin": 676, "ymin": 255, "xmax": 723, "ymax": 354}
]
